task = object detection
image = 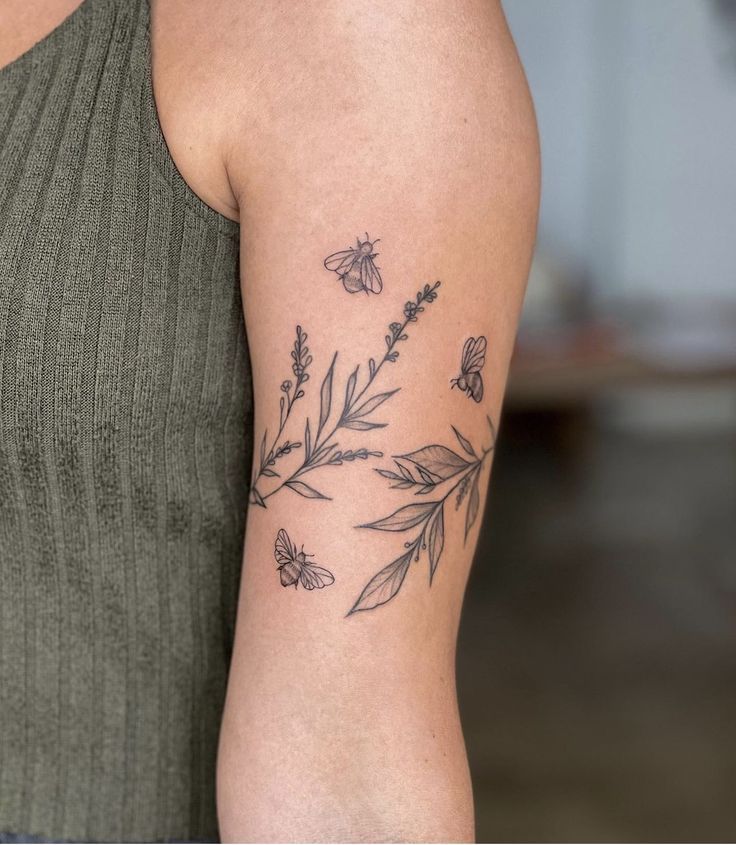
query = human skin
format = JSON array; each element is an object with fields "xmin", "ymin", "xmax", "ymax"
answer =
[
  {"xmin": 2, "ymin": 1, "xmax": 540, "ymax": 841},
  {"xmin": 153, "ymin": 1, "xmax": 540, "ymax": 841}
]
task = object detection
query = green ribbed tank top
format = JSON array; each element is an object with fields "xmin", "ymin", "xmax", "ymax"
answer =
[{"xmin": 0, "ymin": 1, "xmax": 252, "ymax": 841}]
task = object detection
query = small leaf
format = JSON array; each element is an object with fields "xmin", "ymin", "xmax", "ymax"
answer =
[
  {"xmin": 341, "ymin": 419, "xmax": 387, "ymax": 431},
  {"xmin": 452, "ymin": 426, "xmax": 478, "ymax": 459},
  {"xmin": 250, "ymin": 487, "xmax": 266, "ymax": 508},
  {"xmin": 359, "ymin": 501, "xmax": 437, "ymax": 532},
  {"xmin": 285, "ymin": 480, "xmax": 331, "ymax": 500},
  {"xmin": 280, "ymin": 396, "xmax": 288, "ymax": 430},
  {"xmin": 368, "ymin": 357, "xmax": 376, "ymax": 378},
  {"xmin": 398, "ymin": 444, "xmax": 470, "ymax": 481},
  {"xmin": 261, "ymin": 468, "xmax": 279, "ymax": 478},
  {"xmin": 375, "ymin": 469, "xmax": 404, "ymax": 482},
  {"xmin": 487, "ymin": 414, "xmax": 497, "ymax": 448},
  {"xmin": 349, "ymin": 389, "xmax": 399, "ymax": 420},
  {"xmin": 397, "ymin": 462, "xmax": 414, "ymax": 482},
  {"xmin": 416, "ymin": 465, "xmax": 436, "ymax": 485},
  {"xmin": 304, "ymin": 419, "xmax": 312, "ymax": 460},
  {"xmin": 259, "ymin": 430, "xmax": 267, "ymax": 467},
  {"xmin": 344, "ymin": 366, "xmax": 359, "ymax": 413},
  {"xmin": 318, "ymin": 353, "xmax": 337, "ymax": 439},
  {"xmin": 428, "ymin": 506, "xmax": 445, "ymax": 583},
  {"xmin": 347, "ymin": 550, "xmax": 413, "ymax": 615},
  {"xmin": 464, "ymin": 474, "xmax": 481, "ymax": 541}
]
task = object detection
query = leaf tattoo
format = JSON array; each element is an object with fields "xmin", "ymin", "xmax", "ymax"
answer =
[
  {"xmin": 250, "ymin": 326, "xmax": 312, "ymax": 499},
  {"xmin": 251, "ymin": 281, "xmax": 441, "ymax": 507},
  {"xmin": 349, "ymin": 416, "xmax": 496, "ymax": 615}
]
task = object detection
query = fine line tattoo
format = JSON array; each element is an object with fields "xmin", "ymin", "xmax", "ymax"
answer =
[
  {"xmin": 451, "ymin": 336, "xmax": 487, "ymax": 403},
  {"xmin": 249, "ymin": 281, "xmax": 441, "ymax": 507},
  {"xmin": 324, "ymin": 233, "xmax": 383, "ymax": 295},
  {"xmin": 274, "ymin": 529, "xmax": 335, "ymax": 590},
  {"xmin": 348, "ymin": 416, "xmax": 496, "ymax": 615},
  {"xmin": 251, "ymin": 326, "xmax": 312, "ymax": 494}
]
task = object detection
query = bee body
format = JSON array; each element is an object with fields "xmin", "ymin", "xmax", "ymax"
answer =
[
  {"xmin": 324, "ymin": 234, "xmax": 383, "ymax": 295},
  {"xmin": 278, "ymin": 560, "xmax": 301, "ymax": 588},
  {"xmin": 452, "ymin": 337, "xmax": 487, "ymax": 403},
  {"xmin": 274, "ymin": 529, "xmax": 335, "ymax": 591}
]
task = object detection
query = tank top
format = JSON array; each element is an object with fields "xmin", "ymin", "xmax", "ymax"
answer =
[{"xmin": 0, "ymin": 0, "xmax": 252, "ymax": 841}]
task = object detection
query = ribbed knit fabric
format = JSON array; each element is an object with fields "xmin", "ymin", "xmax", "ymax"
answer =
[{"xmin": 0, "ymin": 1, "xmax": 252, "ymax": 841}]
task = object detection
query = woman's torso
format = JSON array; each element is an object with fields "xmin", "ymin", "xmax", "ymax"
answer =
[{"xmin": 0, "ymin": 1, "xmax": 252, "ymax": 840}]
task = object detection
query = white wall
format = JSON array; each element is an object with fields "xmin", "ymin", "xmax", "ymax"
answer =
[{"xmin": 504, "ymin": 0, "xmax": 736, "ymax": 303}]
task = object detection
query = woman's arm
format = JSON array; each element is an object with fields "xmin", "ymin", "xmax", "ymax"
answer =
[{"xmin": 159, "ymin": 1, "xmax": 539, "ymax": 840}]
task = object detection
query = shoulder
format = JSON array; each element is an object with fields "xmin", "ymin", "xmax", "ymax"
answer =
[{"xmin": 150, "ymin": 0, "xmax": 537, "ymax": 220}]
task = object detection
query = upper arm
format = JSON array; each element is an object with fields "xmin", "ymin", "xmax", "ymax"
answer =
[{"xmin": 213, "ymin": 1, "xmax": 539, "ymax": 839}]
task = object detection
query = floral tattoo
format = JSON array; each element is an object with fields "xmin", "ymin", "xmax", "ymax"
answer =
[
  {"xmin": 249, "ymin": 281, "xmax": 442, "ymax": 507},
  {"xmin": 348, "ymin": 417, "xmax": 496, "ymax": 615}
]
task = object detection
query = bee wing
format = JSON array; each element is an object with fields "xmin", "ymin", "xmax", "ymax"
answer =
[
  {"xmin": 469, "ymin": 372, "xmax": 484, "ymax": 403},
  {"xmin": 274, "ymin": 529, "xmax": 297, "ymax": 567},
  {"xmin": 299, "ymin": 562, "xmax": 335, "ymax": 591},
  {"xmin": 463, "ymin": 336, "xmax": 487, "ymax": 374},
  {"xmin": 360, "ymin": 256, "xmax": 383, "ymax": 294},
  {"xmin": 324, "ymin": 249, "xmax": 357, "ymax": 275}
]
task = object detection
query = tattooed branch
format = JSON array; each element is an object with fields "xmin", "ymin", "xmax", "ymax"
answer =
[
  {"xmin": 348, "ymin": 416, "xmax": 496, "ymax": 615},
  {"xmin": 249, "ymin": 282, "xmax": 442, "ymax": 507}
]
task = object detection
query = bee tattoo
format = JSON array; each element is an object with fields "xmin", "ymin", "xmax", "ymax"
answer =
[
  {"xmin": 451, "ymin": 336, "xmax": 487, "ymax": 403},
  {"xmin": 274, "ymin": 529, "xmax": 335, "ymax": 591},
  {"xmin": 324, "ymin": 233, "xmax": 383, "ymax": 295}
]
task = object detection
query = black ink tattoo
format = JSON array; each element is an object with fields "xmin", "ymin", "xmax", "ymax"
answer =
[
  {"xmin": 249, "ymin": 282, "xmax": 441, "ymax": 506},
  {"xmin": 324, "ymin": 233, "xmax": 383, "ymax": 295},
  {"xmin": 348, "ymin": 417, "xmax": 496, "ymax": 615},
  {"xmin": 274, "ymin": 529, "xmax": 335, "ymax": 590},
  {"xmin": 451, "ymin": 336, "xmax": 487, "ymax": 403},
  {"xmin": 250, "ymin": 326, "xmax": 312, "ymax": 503}
]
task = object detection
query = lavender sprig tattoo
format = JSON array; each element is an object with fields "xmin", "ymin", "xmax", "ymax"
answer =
[
  {"xmin": 250, "ymin": 282, "xmax": 442, "ymax": 507},
  {"xmin": 348, "ymin": 416, "xmax": 496, "ymax": 615},
  {"xmin": 250, "ymin": 327, "xmax": 312, "ymax": 505}
]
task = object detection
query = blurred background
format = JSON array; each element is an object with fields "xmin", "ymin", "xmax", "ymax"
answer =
[{"xmin": 457, "ymin": 1, "xmax": 736, "ymax": 840}]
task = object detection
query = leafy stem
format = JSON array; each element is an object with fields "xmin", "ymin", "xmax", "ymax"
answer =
[
  {"xmin": 250, "ymin": 326, "xmax": 312, "ymax": 505},
  {"xmin": 348, "ymin": 418, "xmax": 496, "ymax": 615},
  {"xmin": 259, "ymin": 282, "xmax": 441, "ymax": 504}
]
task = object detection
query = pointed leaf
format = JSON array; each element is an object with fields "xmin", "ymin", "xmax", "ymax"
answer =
[
  {"xmin": 359, "ymin": 501, "xmax": 437, "ymax": 532},
  {"xmin": 452, "ymin": 426, "xmax": 478, "ymax": 459},
  {"xmin": 416, "ymin": 465, "xmax": 437, "ymax": 485},
  {"xmin": 344, "ymin": 366, "xmax": 359, "ymax": 413},
  {"xmin": 349, "ymin": 389, "xmax": 399, "ymax": 420},
  {"xmin": 487, "ymin": 414, "xmax": 497, "ymax": 448},
  {"xmin": 396, "ymin": 462, "xmax": 415, "ymax": 482},
  {"xmin": 341, "ymin": 419, "xmax": 387, "ymax": 431},
  {"xmin": 428, "ymin": 506, "xmax": 445, "ymax": 583},
  {"xmin": 398, "ymin": 444, "xmax": 469, "ymax": 481},
  {"xmin": 464, "ymin": 475, "xmax": 481, "ymax": 541},
  {"xmin": 347, "ymin": 550, "xmax": 413, "ymax": 614},
  {"xmin": 259, "ymin": 430, "xmax": 267, "ymax": 467},
  {"xmin": 368, "ymin": 357, "xmax": 376, "ymax": 378},
  {"xmin": 250, "ymin": 487, "xmax": 266, "ymax": 508},
  {"xmin": 261, "ymin": 468, "xmax": 279, "ymax": 478},
  {"xmin": 304, "ymin": 419, "xmax": 312, "ymax": 460},
  {"xmin": 317, "ymin": 353, "xmax": 337, "ymax": 438},
  {"xmin": 285, "ymin": 480, "xmax": 331, "ymax": 500},
  {"xmin": 375, "ymin": 469, "xmax": 404, "ymax": 482}
]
